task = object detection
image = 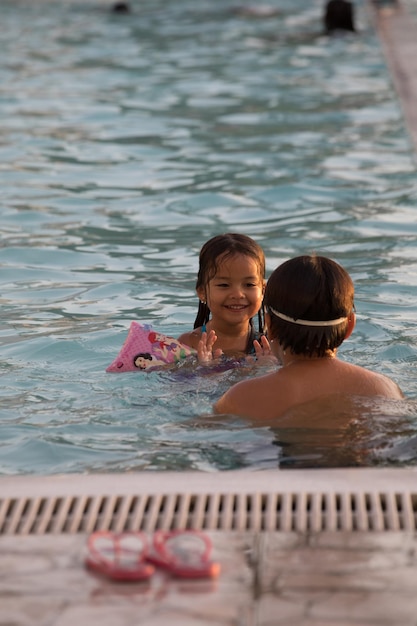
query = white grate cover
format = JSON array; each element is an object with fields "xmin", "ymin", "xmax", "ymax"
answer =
[
  {"xmin": 1, "ymin": 491, "xmax": 417, "ymax": 535},
  {"xmin": 1, "ymin": 469, "xmax": 416, "ymax": 535}
]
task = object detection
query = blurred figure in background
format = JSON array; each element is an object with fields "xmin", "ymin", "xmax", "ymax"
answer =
[
  {"xmin": 111, "ymin": 2, "xmax": 130, "ymax": 13},
  {"xmin": 324, "ymin": 0, "xmax": 356, "ymax": 33}
]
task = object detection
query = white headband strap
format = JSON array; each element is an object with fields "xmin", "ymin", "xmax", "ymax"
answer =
[{"xmin": 268, "ymin": 307, "xmax": 347, "ymax": 327}]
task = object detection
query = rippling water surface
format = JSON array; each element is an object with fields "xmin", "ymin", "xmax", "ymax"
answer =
[{"xmin": 2, "ymin": 0, "xmax": 417, "ymax": 474}]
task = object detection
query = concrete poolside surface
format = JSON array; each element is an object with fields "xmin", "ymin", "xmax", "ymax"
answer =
[
  {"xmin": 4, "ymin": 529, "xmax": 417, "ymax": 625},
  {"xmin": 2, "ymin": 468, "xmax": 417, "ymax": 625},
  {"xmin": 371, "ymin": 0, "xmax": 417, "ymax": 155}
]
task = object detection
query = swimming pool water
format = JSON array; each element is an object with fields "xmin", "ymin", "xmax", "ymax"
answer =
[{"xmin": 1, "ymin": 0, "xmax": 417, "ymax": 474}]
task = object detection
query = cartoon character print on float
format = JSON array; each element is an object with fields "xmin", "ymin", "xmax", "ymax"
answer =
[{"xmin": 106, "ymin": 322, "xmax": 196, "ymax": 372}]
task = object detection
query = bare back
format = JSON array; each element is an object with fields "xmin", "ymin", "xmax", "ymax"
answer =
[{"xmin": 214, "ymin": 357, "xmax": 403, "ymax": 422}]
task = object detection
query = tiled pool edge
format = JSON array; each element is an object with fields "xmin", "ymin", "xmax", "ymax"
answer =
[
  {"xmin": 368, "ymin": 0, "xmax": 417, "ymax": 156},
  {"xmin": 2, "ymin": 466, "xmax": 417, "ymax": 499}
]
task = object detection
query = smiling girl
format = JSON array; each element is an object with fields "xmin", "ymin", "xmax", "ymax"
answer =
[{"xmin": 178, "ymin": 233, "xmax": 267, "ymax": 360}]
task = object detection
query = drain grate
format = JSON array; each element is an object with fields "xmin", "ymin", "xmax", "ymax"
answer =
[{"xmin": 1, "ymin": 490, "xmax": 416, "ymax": 535}]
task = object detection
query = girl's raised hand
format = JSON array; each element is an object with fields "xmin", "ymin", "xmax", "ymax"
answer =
[
  {"xmin": 253, "ymin": 335, "xmax": 278, "ymax": 364},
  {"xmin": 197, "ymin": 330, "xmax": 223, "ymax": 364}
]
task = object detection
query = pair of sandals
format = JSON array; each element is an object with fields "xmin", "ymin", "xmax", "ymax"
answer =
[{"xmin": 85, "ymin": 529, "xmax": 220, "ymax": 582}]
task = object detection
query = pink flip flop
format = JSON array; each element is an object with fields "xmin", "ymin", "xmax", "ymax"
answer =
[
  {"xmin": 147, "ymin": 530, "xmax": 221, "ymax": 579},
  {"xmin": 85, "ymin": 531, "xmax": 155, "ymax": 582}
]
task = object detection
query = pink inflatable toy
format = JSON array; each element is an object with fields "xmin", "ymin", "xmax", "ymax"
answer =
[{"xmin": 106, "ymin": 322, "xmax": 196, "ymax": 373}]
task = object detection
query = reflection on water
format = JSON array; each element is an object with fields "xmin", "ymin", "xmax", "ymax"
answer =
[
  {"xmin": 265, "ymin": 394, "xmax": 417, "ymax": 468},
  {"xmin": 1, "ymin": 0, "xmax": 417, "ymax": 474}
]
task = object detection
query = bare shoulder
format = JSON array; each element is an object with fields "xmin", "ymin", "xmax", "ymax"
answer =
[
  {"xmin": 348, "ymin": 362, "xmax": 403, "ymax": 399},
  {"xmin": 370, "ymin": 370, "xmax": 403, "ymax": 399},
  {"xmin": 178, "ymin": 328, "xmax": 202, "ymax": 350}
]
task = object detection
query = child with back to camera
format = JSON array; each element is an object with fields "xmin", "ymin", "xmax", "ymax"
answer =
[
  {"xmin": 178, "ymin": 233, "xmax": 271, "ymax": 363},
  {"xmin": 214, "ymin": 254, "xmax": 403, "ymax": 420}
]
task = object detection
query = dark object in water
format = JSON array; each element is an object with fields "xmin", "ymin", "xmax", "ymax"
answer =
[
  {"xmin": 324, "ymin": 0, "xmax": 355, "ymax": 33},
  {"xmin": 112, "ymin": 2, "xmax": 130, "ymax": 13}
]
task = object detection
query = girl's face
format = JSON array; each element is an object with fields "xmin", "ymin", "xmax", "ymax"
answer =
[{"xmin": 197, "ymin": 253, "xmax": 265, "ymax": 327}]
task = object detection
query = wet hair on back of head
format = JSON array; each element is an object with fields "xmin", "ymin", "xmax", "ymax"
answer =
[
  {"xmin": 264, "ymin": 254, "xmax": 354, "ymax": 357},
  {"xmin": 193, "ymin": 233, "xmax": 266, "ymax": 337}
]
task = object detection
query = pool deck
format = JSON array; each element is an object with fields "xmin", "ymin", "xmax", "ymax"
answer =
[
  {"xmin": 369, "ymin": 0, "xmax": 417, "ymax": 157},
  {"xmin": 3, "ymin": 1, "xmax": 417, "ymax": 624},
  {"xmin": 4, "ymin": 523, "xmax": 417, "ymax": 625},
  {"xmin": 2, "ymin": 468, "xmax": 417, "ymax": 625}
]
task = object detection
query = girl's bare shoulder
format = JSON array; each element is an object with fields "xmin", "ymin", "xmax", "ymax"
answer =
[{"xmin": 178, "ymin": 328, "xmax": 202, "ymax": 350}]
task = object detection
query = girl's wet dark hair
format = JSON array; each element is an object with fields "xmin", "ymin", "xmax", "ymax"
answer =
[
  {"xmin": 264, "ymin": 255, "xmax": 354, "ymax": 357},
  {"xmin": 193, "ymin": 233, "xmax": 266, "ymax": 345}
]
